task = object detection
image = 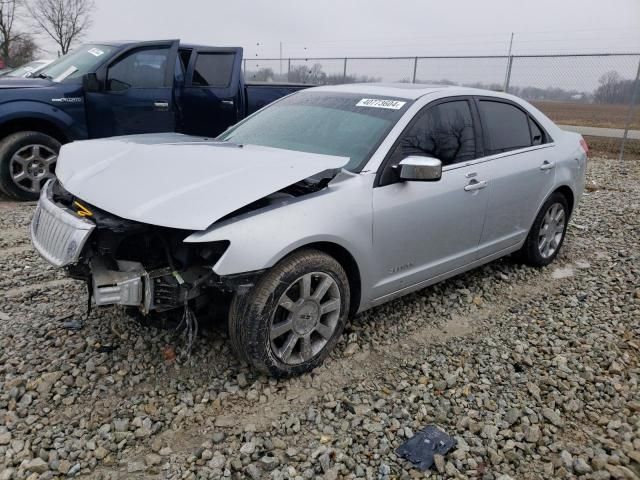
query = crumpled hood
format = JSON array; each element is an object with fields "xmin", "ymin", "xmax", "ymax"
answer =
[{"xmin": 56, "ymin": 133, "xmax": 349, "ymax": 230}]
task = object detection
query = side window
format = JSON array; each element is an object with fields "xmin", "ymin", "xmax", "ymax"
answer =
[
  {"xmin": 478, "ymin": 100, "xmax": 531, "ymax": 153},
  {"xmin": 529, "ymin": 117, "xmax": 544, "ymax": 145},
  {"xmin": 192, "ymin": 53, "xmax": 235, "ymax": 87},
  {"xmin": 379, "ymin": 100, "xmax": 476, "ymax": 185},
  {"xmin": 390, "ymin": 100, "xmax": 476, "ymax": 167},
  {"xmin": 107, "ymin": 47, "xmax": 170, "ymax": 91}
]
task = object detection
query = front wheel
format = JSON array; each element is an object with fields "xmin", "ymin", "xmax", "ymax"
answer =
[
  {"xmin": 517, "ymin": 192, "xmax": 569, "ymax": 267},
  {"xmin": 0, "ymin": 131, "xmax": 61, "ymax": 201},
  {"xmin": 228, "ymin": 249, "xmax": 350, "ymax": 377}
]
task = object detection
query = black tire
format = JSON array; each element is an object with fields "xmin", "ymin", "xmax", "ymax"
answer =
[
  {"xmin": 228, "ymin": 249, "xmax": 350, "ymax": 377},
  {"xmin": 227, "ymin": 291, "xmax": 251, "ymax": 364},
  {"xmin": 0, "ymin": 131, "xmax": 61, "ymax": 201},
  {"xmin": 517, "ymin": 192, "xmax": 569, "ymax": 267}
]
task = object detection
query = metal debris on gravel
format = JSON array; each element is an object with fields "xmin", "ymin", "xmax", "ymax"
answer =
[{"xmin": 0, "ymin": 157, "xmax": 638, "ymax": 479}]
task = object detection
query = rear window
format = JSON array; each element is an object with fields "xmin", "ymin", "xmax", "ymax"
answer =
[
  {"xmin": 192, "ymin": 53, "xmax": 235, "ymax": 87},
  {"xmin": 479, "ymin": 100, "xmax": 532, "ymax": 153}
]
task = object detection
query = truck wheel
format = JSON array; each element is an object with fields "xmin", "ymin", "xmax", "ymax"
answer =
[
  {"xmin": 0, "ymin": 131, "xmax": 61, "ymax": 201},
  {"xmin": 228, "ymin": 249, "xmax": 350, "ymax": 377}
]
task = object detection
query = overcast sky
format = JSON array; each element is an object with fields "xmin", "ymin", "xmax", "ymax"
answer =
[
  {"xmin": 28, "ymin": 0, "xmax": 640, "ymax": 92},
  {"xmin": 52, "ymin": 0, "xmax": 640, "ymax": 58}
]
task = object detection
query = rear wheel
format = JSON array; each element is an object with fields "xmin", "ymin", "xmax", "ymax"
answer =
[
  {"xmin": 517, "ymin": 192, "xmax": 569, "ymax": 267},
  {"xmin": 0, "ymin": 131, "xmax": 61, "ymax": 201},
  {"xmin": 228, "ymin": 249, "xmax": 350, "ymax": 377}
]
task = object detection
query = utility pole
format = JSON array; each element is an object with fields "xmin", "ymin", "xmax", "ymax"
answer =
[
  {"xmin": 279, "ymin": 42, "xmax": 283, "ymax": 77},
  {"xmin": 503, "ymin": 32, "xmax": 514, "ymax": 93}
]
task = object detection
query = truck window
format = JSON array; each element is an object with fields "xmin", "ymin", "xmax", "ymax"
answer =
[
  {"xmin": 107, "ymin": 47, "xmax": 170, "ymax": 91},
  {"xmin": 192, "ymin": 53, "xmax": 235, "ymax": 87}
]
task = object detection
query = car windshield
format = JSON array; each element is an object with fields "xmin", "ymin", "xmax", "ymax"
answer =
[
  {"xmin": 38, "ymin": 44, "xmax": 116, "ymax": 82},
  {"xmin": 217, "ymin": 91, "xmax": 412, "ymax": 171},
  {"xmin": 4, "ymin": 60, "xmax": 48, "ymax": 78}
]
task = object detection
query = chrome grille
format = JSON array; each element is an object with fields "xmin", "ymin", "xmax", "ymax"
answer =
[{"xmin": 31, "ymin": 181, "xmax": 95, "ymax": 267}]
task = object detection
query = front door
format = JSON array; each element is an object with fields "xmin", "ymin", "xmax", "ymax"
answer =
[
  {"xmin": 371, "ymin": 98, "xmax": 489, "ymax": 300},
  {"xmin": 85, "ymin": 40, "xmax": 179, "ymax": 138}
]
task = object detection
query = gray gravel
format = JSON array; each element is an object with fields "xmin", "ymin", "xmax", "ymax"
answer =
[{"xmin": 0, "ymin": 157, "xmax": 638, "ymax": 480}]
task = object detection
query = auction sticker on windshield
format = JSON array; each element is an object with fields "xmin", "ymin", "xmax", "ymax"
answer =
[
  {"xmin": 356, "ymin": 98, "xmax": 406, "ymax": 110},
  {"xmin": 87, "ymin": 48, "xmax": 105, "ymax": 57}
]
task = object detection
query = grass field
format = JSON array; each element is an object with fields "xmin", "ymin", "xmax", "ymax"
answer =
[
  {"xmin": 532, "ymin": 101, "xmax": 640, "ymax": 130},
  {"xmin": 584, "ymin": 135, "xmax": 640, "ymax": 159}
]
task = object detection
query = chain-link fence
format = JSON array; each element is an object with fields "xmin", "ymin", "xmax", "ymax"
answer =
[{"xmin": 244, "ymin": 53, "xmax": 640, "ymax": 160}]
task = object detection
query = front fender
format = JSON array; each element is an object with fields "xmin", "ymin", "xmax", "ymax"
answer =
[
  {"xmin": 0, "ymin": 99, "xmax": 85, "ymax": 140},
  {"xmin": 184, "ymin": 172, "xmax": 374, "ymax": 286}
]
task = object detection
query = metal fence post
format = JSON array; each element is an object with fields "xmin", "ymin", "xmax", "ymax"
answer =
[
  {"xmin": 412, "ymin": 57, "xmax": 418, "ymax": 83},
  {"xmin": 619, "ymin": 56, "xmax": 640, "ymax": 169},
  {"xmin": 503, "ymin": 55, "xmax": 513, "ymax": 93},
  {"xmin": 343, "ymin": 58, "xmax": 348, "ymax": 82}
]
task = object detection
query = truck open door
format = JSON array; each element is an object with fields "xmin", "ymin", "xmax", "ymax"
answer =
[
  {"xmin": 179, "ymin": 47, "xmax": 244, "ymax": 137},
  {"xmin": 83, "ymin": 40, "xmax": 180, "ymax": 138}
]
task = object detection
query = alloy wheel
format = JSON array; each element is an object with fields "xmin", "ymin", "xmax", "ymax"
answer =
[
  {"xmin": 10, "ymin": 144, "xmax": 57, "ymax": 194},
  {"xmin": 538, "ymin": 202, "xmax": 566, "ymax": 259},
  {"xmin": 270, "ymin": 272, "xmax": 341, "ymax": 365}
]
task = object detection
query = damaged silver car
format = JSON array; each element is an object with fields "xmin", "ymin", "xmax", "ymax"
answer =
[{"xmin": 31, "ymin": 84, "xmax": 587, "ymax": 376}]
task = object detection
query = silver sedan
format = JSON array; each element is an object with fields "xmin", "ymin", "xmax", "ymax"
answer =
[{"xmin": 31, "ymin": 84, "xmax": 588, "ymax": 376}]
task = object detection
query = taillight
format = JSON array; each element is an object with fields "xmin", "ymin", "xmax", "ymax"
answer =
[{"xmin": 579, "ymin": 138, "xmax": 589, "ymax": 156}]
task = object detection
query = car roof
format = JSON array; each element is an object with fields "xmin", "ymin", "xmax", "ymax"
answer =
[{"xmin": 311, "ymin": 82, "xmax": 512, "ymax": 101}]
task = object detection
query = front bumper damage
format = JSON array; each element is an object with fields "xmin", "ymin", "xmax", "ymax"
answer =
[
  {"xmin": 90, "ymin": 258, "xmax": 145, "ymax": 307},
  {"xmin": 31, "ymin": 180, "xmax": 95, "ymax": 267},
  {"xmin": 31, "ymin": 180, "xmax": 256, "ymax": 314},
  {"xmin": 89, "ymin": 257, "xmax": 211, "ymax": 313}
]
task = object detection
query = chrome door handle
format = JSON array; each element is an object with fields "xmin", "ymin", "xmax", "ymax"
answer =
[
  {"xmin": 464, "ymin": 180, "xmax": 488, "ymax": 191},
  {"xmin": 221, "ymin": 100, "xmax": 234, "ymax": 106},
  {"xmin": 540, "ymin": 161, "xmax": 555, "ymax": 170},
  {"xmin": 153, "ymin": 101, "xmax": 169, "ymax": 109}
]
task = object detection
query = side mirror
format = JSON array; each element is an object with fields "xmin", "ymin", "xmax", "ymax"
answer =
[
  {"xmin": 82, "ymin": 73, "xmax": 101, "ymax": 93},
  {"xmin": 398, "ymin": 156, "xmax": 442, "ymax": 182}
]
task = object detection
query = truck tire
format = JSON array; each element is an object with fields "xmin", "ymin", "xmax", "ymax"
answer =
[
  {"xmin": 0, "ymin": 131, "xmax": 61, "ymax": 201},
  {"xmin": 228, "ymin": 249, "xmax": 350, "ymax": 377}
]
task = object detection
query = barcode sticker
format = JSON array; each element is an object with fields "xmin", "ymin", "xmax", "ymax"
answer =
[
  {"xmin": 356, "ymin": 98, "xmax": 406, "ymax": 110},
  {"xmin": 87, "ymin": 48, "xmax": 105, "ymax": 57}
]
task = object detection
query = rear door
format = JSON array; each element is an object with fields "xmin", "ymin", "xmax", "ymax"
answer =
[
  {"xmin": 180, "ymin": 47, "xmax": 243, "ymax": 137},
  {"xmin": 85, "ymin": 40, "xmax": 179, "ymax": 138},
  {"xmin": 474, "ymin": 97, "xmax": 557, "ymax": 258}
]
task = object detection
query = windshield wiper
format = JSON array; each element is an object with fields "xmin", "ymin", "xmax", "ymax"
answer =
[{"xmin": 37, "ymin": 72, "xmax": 53, "ymax": 80}]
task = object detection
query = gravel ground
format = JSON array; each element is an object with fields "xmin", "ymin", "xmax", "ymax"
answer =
[{"xmin": 0, "ymin": 157, "xmax": 639, "ymax": 480}]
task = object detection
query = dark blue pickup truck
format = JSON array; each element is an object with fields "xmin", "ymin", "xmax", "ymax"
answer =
[{"xmin": 0, "ymin": 40, "xmax": 307, "ymax": 200}]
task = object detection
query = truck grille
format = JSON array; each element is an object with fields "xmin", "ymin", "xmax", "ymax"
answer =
[{"xmin": 31, "ymin": 181, "xmax": 95, "ymax": 267}]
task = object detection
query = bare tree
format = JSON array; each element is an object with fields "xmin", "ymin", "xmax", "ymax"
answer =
[
  {"xmin": 9, "ymin": 33, "xmax": 37, "ymax": 64},
  {"xmin": 28, "ymin": 0, "xmax": 94, "ymax": 55},
  {"xmin": 0, "ymin": 0, "xmax": 21, "ymax": 65}
]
